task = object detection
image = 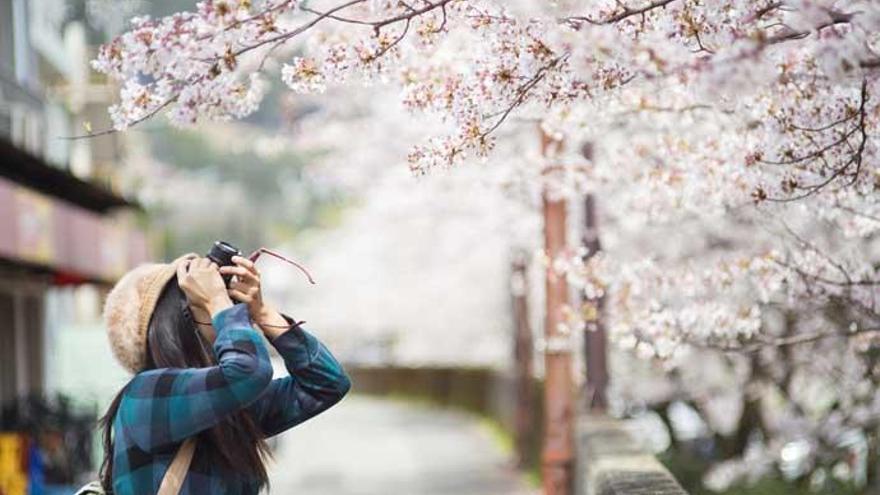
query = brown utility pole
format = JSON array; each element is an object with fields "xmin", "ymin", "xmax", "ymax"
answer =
[
  {"xmin": 510, "ymin": 252, "xmax": 534, "ymax": 469},
  {"xmin": 540, "ymin": 131, "xmax": 574, "ymax": 495},
  {"xmin": 580, "ymin": 143, "xmax": 609, "ymax": 412}
]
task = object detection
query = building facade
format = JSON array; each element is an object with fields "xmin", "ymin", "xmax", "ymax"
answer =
[{"xmin": 0, "ymin": 2, "xmax": 149, "ymax": 491}]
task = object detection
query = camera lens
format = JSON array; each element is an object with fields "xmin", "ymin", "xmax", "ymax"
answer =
[
  {"xmin": 207, "ymin": 241, "xmax": 240, "ymax": 266},
  {"xmin": 207, "ymin": 241, "xmax": 242, "ymax": 286}
]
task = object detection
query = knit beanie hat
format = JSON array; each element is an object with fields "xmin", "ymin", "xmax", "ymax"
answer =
[{"xmin": 103, "ymin": 254, "xmax": 195, "ymax": 373}]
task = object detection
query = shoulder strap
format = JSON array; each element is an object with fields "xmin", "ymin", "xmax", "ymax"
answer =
[
  {"xmin": 157, "ymin": 438, "xmax": 197, "ymax": 495},
  {"xmin": 74, "ymin": 481, "xmax": 105, "ymax": 495}
]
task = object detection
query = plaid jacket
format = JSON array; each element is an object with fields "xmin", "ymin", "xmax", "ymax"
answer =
[{"xmin": 110, "ymin": 303, "xmax": 350, "ymax": 495}]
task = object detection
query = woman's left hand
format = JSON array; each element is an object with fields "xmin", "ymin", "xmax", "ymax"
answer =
[
  {"xmin": 220, "ymin": 256, "xmax": 265, "ymax": 315},
  {"xmin": 220, "ymin": 256, "xmax": 290, "ymax": 339}
]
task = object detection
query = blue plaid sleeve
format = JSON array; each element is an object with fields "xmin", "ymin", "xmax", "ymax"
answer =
[
  {"xmin": 118, "ymin": 303, "xmax": 273, "ymax": 452},
  {"xmin": 248, "ymin": 318, "xmax": 351, "ymax": 437}
]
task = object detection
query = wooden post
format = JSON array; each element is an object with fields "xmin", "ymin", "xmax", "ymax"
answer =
[
  {"xmin": 510, "ymin": 253, "xmax": 534, "ymax": 469},
  {"xmin": 579, "ymin": 142, "xmax": 609, "ymax": 412},
  {"xmin": 581, "ymin": 193, "xmax": 608, "ymax": 411},
  {"xmin": 541, "ymin": 131, "xmax": 574, "ymax": 495}
]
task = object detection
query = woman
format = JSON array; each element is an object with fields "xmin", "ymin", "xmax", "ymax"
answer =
[{"xmin": 99, "ymin": 253, "xmax": 350, "ymax": 494}]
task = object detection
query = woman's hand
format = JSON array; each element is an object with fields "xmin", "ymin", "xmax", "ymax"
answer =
[
  {"xmin": 177, "ymin": 256, "xmax": 233, "ymax": 317},
  {"xmin": 220, "ymin": 256, "xmax": 264, "ymax": 315},
  {"xmin": 220, "ymin": 256, "xmax": 290, "ymax": 339}
]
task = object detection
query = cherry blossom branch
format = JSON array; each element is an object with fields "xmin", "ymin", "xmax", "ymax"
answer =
[
  {"xmin": 766, "ymin": 8, "xmax": 854, "ymax": 45},
  {"xmin": 862, "ymin": 58, "xmax": 880, "ymax": 69},
  {"xmin": 619, "ymin": 103, "xmax": 733, "ymax": 116},
  {"xmin": 75, "ymin": 0, "xmax": 447, "ymax": 138},
  {"xmin": 749, "ymin": 2, "xmax": 784, "ymax": 22},
  {"xmin": 62, "ymin": 91, "xmax": 178, "ymax": 140},
  {"xmin": 695, "ymin": 325, "xmax": 880, "ymax": 353},
  {"xmin": 779, "ymin": 222, "xmax": 853, "ymax": 281},
  {"xmin": 228, "ymin": 0, "xmax": 366, "ymax": 58},
  {"xmin": 373, "ymin": 18, "xmax": 412, "ymax": 59},
  {"xmin": 833, "ymin": 204, "xmax": 880, "ymax": 224},
  {"xmin": 760, "ymin": 79, "xmax": 869, "ymax": 203},
  {"xmin": 752, "ymin": 326, "xmax": 880, "ymax": 350},
  {"xmin": 564, "ymin": 0, "xmax": 678, "ymax": 26},
  {"xmin": 479, "ymin": 54, "xmax": 569, "ymax": 140},
  {"xmin": 755, "ymin": 329, "xmax": 865, "ymax": 348},
  {"xmin": 212, "ymin": 0, "xmax": 293, "ymax": 36},
  {"xmin": 300, "ymin": 0, "xmax": 453, "ymax": 33}
]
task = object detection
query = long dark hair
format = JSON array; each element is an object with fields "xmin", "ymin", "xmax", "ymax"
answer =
[{"xmin": 99, "ymin": 277, "xmax": 271, "ymax": 492}]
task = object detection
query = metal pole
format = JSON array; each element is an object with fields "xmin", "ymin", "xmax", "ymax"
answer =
[
  {"xmin": 510, "ymin": 253, "xmax": 534, "ymax": 469},
  {"xmin": 541, "ymin": 131, "xmax": 574, "ymax": 495}
]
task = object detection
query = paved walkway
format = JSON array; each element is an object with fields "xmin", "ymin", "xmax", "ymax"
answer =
[{"xmin": 267, "ymin": 396, "xmax": 537, "ymax": 495}]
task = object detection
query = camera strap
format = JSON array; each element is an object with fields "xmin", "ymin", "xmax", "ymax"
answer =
[{"xmin": 248, "ymin": 247, "xmax": 316, "ymax": 285}]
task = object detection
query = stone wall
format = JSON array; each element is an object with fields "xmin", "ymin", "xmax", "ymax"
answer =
[{"xmin": 576, "ymin": 415, "xmax": 688, "ymax": 495}]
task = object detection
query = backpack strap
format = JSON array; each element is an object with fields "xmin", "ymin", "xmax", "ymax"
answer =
[{"xmin": 157, "ymin": 438, "xmax": 197, "ymax": 495}]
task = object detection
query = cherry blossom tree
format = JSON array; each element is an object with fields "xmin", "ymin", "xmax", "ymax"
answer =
[{"xmin": 93, "ymin": 0, "xmax": 880, "ymax": 489}]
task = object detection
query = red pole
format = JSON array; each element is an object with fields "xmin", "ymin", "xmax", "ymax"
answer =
[{"xmin": 541, "ymin": 131, "xmax": 574, "ymax": 495}]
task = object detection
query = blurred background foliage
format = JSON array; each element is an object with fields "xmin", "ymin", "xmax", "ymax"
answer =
[
  {"xmin": 662, "ymin": 449, "xmax": 863, "ymax": 495},
  {"xmin": 143, "ymin": 125, "xmax": 346, "ymax": 256},
  {"xmin": 130, "ymin": 78, "xmax": 347, "ymax": 258}
]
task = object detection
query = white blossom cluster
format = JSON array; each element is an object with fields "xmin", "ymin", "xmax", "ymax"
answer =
[{"xmin": 92, "ymin": 0, "xmax": 297, "ymax": 128}]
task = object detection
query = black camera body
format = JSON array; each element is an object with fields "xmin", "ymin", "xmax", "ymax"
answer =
[{"xmin": 206, "ymin": 241, "xmax": 242, "ymax": 286}]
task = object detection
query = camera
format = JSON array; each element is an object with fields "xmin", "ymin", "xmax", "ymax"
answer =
[{"xmin": 206, "ymin": 240, "xmax": 242, "ymax": 286}]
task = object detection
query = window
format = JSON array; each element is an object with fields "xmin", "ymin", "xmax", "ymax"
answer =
[
  {"xmin": 0, "ymin": 283, "xmax": 45, "ymax": 405},
  {"xmin": 0, "ymin": 1, "xmax": 15, "ymax": 77},
  {"xmin": 0, "ymin": 293, "xmax": 15, "ymax": 404}
]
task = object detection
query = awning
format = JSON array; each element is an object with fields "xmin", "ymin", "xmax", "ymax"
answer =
[
  {"xmin": 0, "ymin": 138, "xmax": 138, "ymax": 214},
  {"xmin": 0, "ymin": 175, "xmax": 149, "ymax": 285}
]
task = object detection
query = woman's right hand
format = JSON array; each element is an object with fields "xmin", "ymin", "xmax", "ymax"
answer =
[{"xmin": 177, "ymin": 256, "xmax": 233, "ymax": 316}]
